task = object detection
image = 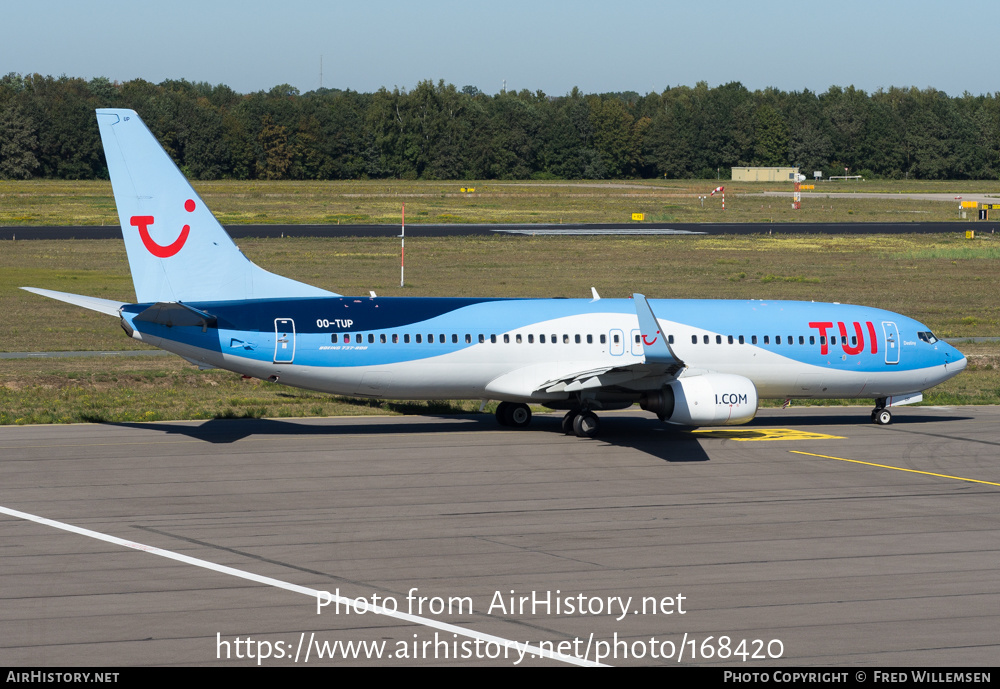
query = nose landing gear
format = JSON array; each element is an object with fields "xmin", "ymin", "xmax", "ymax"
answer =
[{"xmin": 871, "ymin": 399, "xmax": 892, "ymax": 425}]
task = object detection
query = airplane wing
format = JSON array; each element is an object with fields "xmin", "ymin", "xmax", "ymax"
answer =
[
  {"xmin": 538, "ymin": 361, "xmax": 681, "ymax": 393},
  {"xmin": 487, "ymin": 294, "xmax": 685, "ymax": 398}
]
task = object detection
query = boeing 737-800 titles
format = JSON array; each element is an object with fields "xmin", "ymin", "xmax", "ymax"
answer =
[{"xmin": 23, "ymin": 110, "xmax": 967, "ymax": 438}]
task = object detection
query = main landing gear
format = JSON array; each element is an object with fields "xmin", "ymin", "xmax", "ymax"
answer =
[
  {"xmin": 493, "ymin": 402, "xmax": 602, "ymax": 438},
  {"xmin": 871, "ymin": 398, "xmax": 892, "ymax": 425},
  {"xmin": 561, "ymin": 409, "xmax": 600, "ymax": 438},
  {"xmin": 495, "ymin": 401, "xmax": 532, "ymax": 428}
]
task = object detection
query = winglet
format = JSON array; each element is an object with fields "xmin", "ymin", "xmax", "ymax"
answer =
[{"xmin": 633, "ymin": 293, "xmax": 684, "ymax": 366}]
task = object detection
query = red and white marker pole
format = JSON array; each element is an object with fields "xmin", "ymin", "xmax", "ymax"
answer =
[{"xmin": 400, "ymin": 204, "xmax": 405, "ymax": 287}]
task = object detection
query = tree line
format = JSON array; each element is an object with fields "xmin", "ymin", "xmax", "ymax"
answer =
[{"xmin": 2, "ymin": 73, "xmax": 999, "ymax": 181}]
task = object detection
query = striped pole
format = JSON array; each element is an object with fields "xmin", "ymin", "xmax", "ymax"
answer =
[{"xmin": 400, "ymin": 204, "xmax": 405, "ymax": 287}]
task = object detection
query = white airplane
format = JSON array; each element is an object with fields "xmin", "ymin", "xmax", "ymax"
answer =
[{"xmin": 23, "ymin": 109, "xmax": 967, "ymax": 438}]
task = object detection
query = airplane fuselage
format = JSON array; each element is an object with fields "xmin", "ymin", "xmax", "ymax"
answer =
[{"xmin": 121, "ymin": 296, "xmax": 965, "ymax": 407}]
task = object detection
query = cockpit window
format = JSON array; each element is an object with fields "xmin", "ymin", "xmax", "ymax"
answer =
[{"xmin": 917, "ymin": 331, "xmax": 938, "ymax": 344}]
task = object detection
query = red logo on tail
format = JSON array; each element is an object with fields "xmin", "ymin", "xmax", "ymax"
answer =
[{"xmin": 130, "ymin": 199, "xmax": 195, "ymax": 258}]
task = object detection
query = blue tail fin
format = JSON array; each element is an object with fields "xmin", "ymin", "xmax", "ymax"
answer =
[{"xmin": 96, "ymin": 109, "xmax": 337, "ymax": 303}]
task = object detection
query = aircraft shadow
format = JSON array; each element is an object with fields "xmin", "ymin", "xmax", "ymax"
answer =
[
  {"xmin": 529, "ymin": 414, "xmax": 711, "ymax": 463},
  {"xmin": 747, "ymin": 412, "xmax": 974, "ymax": 426},
  {"xmin": 98, "ymin": 413, "xmax": 711, "ymax": 462},
  {"xmin": 96, "ymin": 408, "xmax": 967, "ymax": 462},
  {"xmin": 100, "ymin": 415, "xmax": 497, "ymax": 444}
]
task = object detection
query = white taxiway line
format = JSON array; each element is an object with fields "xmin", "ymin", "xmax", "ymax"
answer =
[{"xmin": 0, "ymin": 503, "xmax": 603, "ymax": 667}]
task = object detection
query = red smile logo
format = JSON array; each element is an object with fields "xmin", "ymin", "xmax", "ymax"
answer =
[
  {"xmin": 130, "ymin": 199, "xmax": 195, "ymax": 258},
  {"xmin": 642, "ymin": 333, "xmax": 659, "ymax": 346}
]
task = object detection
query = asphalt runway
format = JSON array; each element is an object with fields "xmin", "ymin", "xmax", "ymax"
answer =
[
  {"xmin": 2, "ymin": 221, "xmax": 997, "ymax": 240},
  {"xmin": 1, "ymin": 406, "xmax": 997, "ymax": 667}
]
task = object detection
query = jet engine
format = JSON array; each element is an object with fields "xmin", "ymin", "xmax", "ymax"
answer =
[{"xmin": 641, "ymin": 373, "xmax": 758, "ymax": 426}]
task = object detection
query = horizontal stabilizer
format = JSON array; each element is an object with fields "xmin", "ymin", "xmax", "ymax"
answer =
[{"xmin": 21, "ymin": 287, "xmax": 125, "ymax": 316}]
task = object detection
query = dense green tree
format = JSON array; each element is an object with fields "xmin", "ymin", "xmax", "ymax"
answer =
[
  {"xmin": 2, "ymin": 72, "xmax": 999, "ymax": 181},
  {"xmin": 0, "ymin": 104, "xmax": 39, "ymax": 179}
]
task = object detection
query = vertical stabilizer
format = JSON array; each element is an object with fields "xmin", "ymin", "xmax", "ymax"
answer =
[{"xmin": 96, "ymin": 109, "xmax": 337, "ymax": 303}]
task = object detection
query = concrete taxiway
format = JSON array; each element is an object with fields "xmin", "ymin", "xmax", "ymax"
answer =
[{"xmin": 1, "ymin": 406, "xmax": 997, "ymax": 666}]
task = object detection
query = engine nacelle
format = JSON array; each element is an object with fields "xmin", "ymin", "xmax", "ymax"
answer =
[{"xmin": 641, "ymin": 373, "xmax": 758, "ymax": 426}]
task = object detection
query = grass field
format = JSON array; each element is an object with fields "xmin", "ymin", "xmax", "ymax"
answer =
[
  {"xmin": 2, "ymin": 177, "xmax": 999, "ymax": 424},
  {"xmin": 2, "ymin": 230, "xmax": 999, "ymax": 424},
  {"xmin": 2, "ymin": 178, "xmax": 999, "ymax": 226}
]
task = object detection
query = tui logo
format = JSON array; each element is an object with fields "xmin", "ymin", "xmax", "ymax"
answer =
[{"xmin": 130, "ymin": 199, "xmax": 196, "ymax": 258}]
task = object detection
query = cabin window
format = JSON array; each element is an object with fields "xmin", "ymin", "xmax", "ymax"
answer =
[
  {"xmin": 798, "ymin": 336, "xmax": 805, "ymax": 345},
  {"xmin": 852, "ymin": 336, "xmax": 858, "ymax": 346},
  {"xmin": 392, "ymin": 334, "xmax": 398, "ymax": 343},
  {"xmin": 563, "ymin": 334, "xmax": 569, "ymax": 344},
  {"xmin": 551, "ymin": 334, "xmax": 557, "ymax": 344},
  {"xmin": 716, "ymin": 335, "xmax": 722, "ymax": 344},
  {"xmin": 528, "ymin": 334, "xmax": 534, "ymax": 343},
  {"xmin": 600, "ymin": 334, "xmax": 607, "ymax": 344},
  {"xmin": 613, "ymin": 334, "xmax": 620, "ymax": 344},
  {"xmin": 739, "ymin": 335, "xmax": 745, "ymax": 344},
  {"xmin": 503, "ymin": 334, "xmax": 510, "ymax": 343},
  {"xmin": 751, "ymin": 335, "xmax": 757, "ymax": 344},
  {"xmin": 416, "ymin": 334, "xmax": 422, "ymax": 343},
  {"xmin": 575, "ymin": 334, "xmax": 581, "ymax": 344},
  {"xmin": 692, "ymin": 335, "xmax": 698, "ymax": 344},
  {"xmin": 635, "ymin": 334, "xmax": 641, "ymax": 344},
  {"xmin": 668, "ymin": 335, "xmax": 674, "ymax": 344},
  {"xmin": 452, "ymin": 334, "xmax": 458, "ymax": 344},
  {"xmin": 776, "ymin": 336, "xmax": 781, "ymax": 344},
  {"xmin": 356, "ymin": 334, "xmax": 363, "ymax": 344},
  {"xmin": 587, "ymin": 334, "xmax": 593, "ymax": 344},
  {"xmin": 379, "ymin": 334, "xmax": 386, "ymax": 344},
  {"xmin": 764, "ymin": 335, "xmax": 769, "ymax": 344},
  {"xmin": 728, "ymin": 335, "xmax": 734, "ymax": 344},
  {"xmin": 490, "ymin": 334, "xmax": 497, "ymax": 343},
  {"xmin": 809, "ymin": 336, "xmax": 815, "ymax": 345},
  {"xmin": 540, "ymin": 334, "xmax": 546, "ymax": 343},
  {"xmin": 368, "ymin": 334, "xmax": 375, "ymax": 343},
  {"xmin": 331, "ymin": 334, "xmax": 338, "ymax": 343},
  {"xmin": 404, "ymin": 334, "xmax": 410, "ymax": 343},
  {"xmin": 516, "ymin": 334, "xmax": 522, "ymax": 344},
  {"xmin": 479, "ymin": 334, "xmax": 485, "ymax": 343},
  {"xmin": 831, "ymin": 336, "xmax": 837, "ymax": 345}
]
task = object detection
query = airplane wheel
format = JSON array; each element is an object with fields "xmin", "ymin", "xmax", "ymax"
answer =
[
  {"xmin": 508, "ymin": 403, "xmax": 531, "ymax": 428},
  {"xmin": 874, "ymin": 408, "xmax": 892, "ymax": 425},
  {"xmin": 495, "ymin": 402, "xmax": 511, "ymax": 426},
  {"xmin": 573, "ymin": 411, "xmax": 600, "ymax": 438},
  {"xmin": 562, "ymin": 410, "xmax": 580, "ymax": 435}
]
